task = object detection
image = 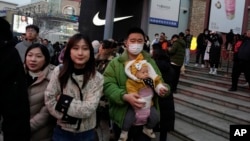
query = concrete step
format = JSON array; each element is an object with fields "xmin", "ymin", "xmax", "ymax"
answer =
[
  {"xmin": 152, "ymin": 132, "xmax": 186, "ymax": 141},
  {"xmin": 185, "ymin": 65, "xmax": 231, "ymax": 76},
  {"xmin": 175, "ymin": 102, "xmax": 232, "ymax": 139},
  {"xmin": 172, "ymin": 118, "xmax": 228, "ymax": 141},
  {"xmin": 172, "ymin": 62, "xmax": 249, "ymax": 141},
  {"xmin": 185, "ymin": 64, "xmax": 247, "ymax": 80},
  {"xmin": 178, "ymin": 78, "xmax": 250, "ymax": 102},
  {"xmin": 180, "ymin": 74, "xmax": 250, "ymax": 93},
  {"xmin": 184, "ymin": 69, "xmax": 246, "ymax": 84},
  {"xmin": 178, "ymin": 85, "xmax": 250, "ymax": 113},
  {"xmin": 188, "ymin": 58, "xmax": 234, "ymax": 70},
  {"xmin": 174, "ymin": 94, "xmax": 250, "ymax": 124}
]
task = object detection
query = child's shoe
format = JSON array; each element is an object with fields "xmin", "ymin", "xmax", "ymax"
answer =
[
  {"xmin": 142, "ymin": 126, "xmax": 156, "ymax": 138},
  {"xmin": 118, "ymin": 131, "xmax": 128, "ymax": 141}
]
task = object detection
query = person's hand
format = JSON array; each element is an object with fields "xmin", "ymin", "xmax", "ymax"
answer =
[
  {"xmin": 56, "ymin": 94, "xmax": 60, "ymax": 101},
  {"xmin": 123, "ymin": 93, "xmax": 145, "ymax": 109},
  {"xmin": 99, "ymin": 100, "xmax": 107, "ymax": 107},
  {"xmin": 159, "ymin": 87, "xmax": 168, "ymax": 97}
]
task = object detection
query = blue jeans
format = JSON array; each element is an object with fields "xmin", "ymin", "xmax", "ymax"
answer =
[
  {"xmin": 52, "ymin": 126, "xmax": 95, "ymax": 141},
  {"xmin": 184, "ymin": 48, "xmax": 190, "ymax": 65}
]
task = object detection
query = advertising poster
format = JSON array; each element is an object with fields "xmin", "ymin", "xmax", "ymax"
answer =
[
  {"xmin": 13, "ymin": 15, "xmax": 33, "ymax": 33},
  {"xmin": 209, "ymin": 0, "xmax": 245, "ymax": 34},
  {"xmin": 149, "ymin": 0, "xmax": 180, "ymax": 27}
]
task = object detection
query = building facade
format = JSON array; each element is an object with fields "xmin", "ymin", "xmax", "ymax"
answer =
[
  {"xmin": 15, "ymin": 0, "xmax": 80, "ymax": 42},
  {"xmin": 147, "ymin": 0, "xmax": 250, "ymax": 44},
  {"xmin": 0, "ymin": 1, "xmax": 18, "ymax": 10}
]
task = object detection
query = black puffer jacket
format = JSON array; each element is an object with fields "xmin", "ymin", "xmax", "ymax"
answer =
[
  {"xmin": 0, "ymin": 41, "xmax": 31, "ymax": 141},
  {"xmin": 238, "ymin": 37, "xmax": 250, "ymax": 62}
]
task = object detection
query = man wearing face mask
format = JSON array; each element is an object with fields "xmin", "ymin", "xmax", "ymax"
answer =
[{"xmin": 103, "ymin": 27, "xmax": 169, "ymax": 141}]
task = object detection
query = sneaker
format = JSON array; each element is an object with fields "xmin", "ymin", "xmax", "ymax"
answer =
[
  {"xmin": 201, "ymin": 64, "xmax": 205, "ymax": 68},
  {"xmin": 242, "ymin": 82, "xmax": 249, "ymax": 87},
  {"xmin": 194, "ymin": 63, "xmax": 198, "ymax": 67},
  {"xmin": 118, "ymin": 131, "xmax": 128, "ymax": 141},
  {"xmin": 143, "ymin": 127, "xmax": 156, "ymax": 138},
  {"xmin": 180, "ymin": 71, "xmax": 185, "ymax": 75},
  {"xmin": 212, "ymin": 70, "xmax": 217, "ymax": 75},
  {"xmin": 209, "ymin": 70, "xmax": 213, "ymax": 74}
]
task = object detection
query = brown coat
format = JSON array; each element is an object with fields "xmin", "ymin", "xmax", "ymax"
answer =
[{"xmin": 28, "ymin": 64, "xmax": 55, "ymax": 141}]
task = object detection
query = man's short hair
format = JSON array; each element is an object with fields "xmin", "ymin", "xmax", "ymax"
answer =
[
  {"xmin": 26, "ymin": 25, "xmax": 39, "ymax": 33},
  {"xmin": 126, "ymin": 27, "xmax": 145, "ymax": 39},
  {"xmin": 179, "ymin": 32, "xmax": 185, "ymax": 37},
  {"xmin": 171, "ymin": 34, "xmax": 179, "ymax": 40}
]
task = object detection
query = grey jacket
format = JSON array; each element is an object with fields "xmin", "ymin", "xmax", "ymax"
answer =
[{"xmin": 15, "ymin": 40, "xmax": 40, "ymax": 63}]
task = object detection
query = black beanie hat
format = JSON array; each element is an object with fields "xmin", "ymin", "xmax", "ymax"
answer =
[{"xmin": 0, "ymin": 18, "xmax": 13, "ymax": 41}]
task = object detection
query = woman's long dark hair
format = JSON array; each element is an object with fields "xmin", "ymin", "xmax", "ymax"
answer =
[
  {"xmin": 24, "ymin": 43, "xmax": 50, "ymax": 71},
  {"xmin": 152, "ymin": 43, "xmax": 170, "ymax": 62},
  {"xmin": 59, "ymin": 33, "xmax": 96, "ymax": 89}
]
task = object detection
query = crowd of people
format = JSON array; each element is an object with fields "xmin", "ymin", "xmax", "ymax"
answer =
[
  {"xmin": 195, "ymin": 28, "xmax": 250, "ymax": 91},
  {"xmin": 0, "ymin": 16, "xmax": 250, "ymax": 141}
]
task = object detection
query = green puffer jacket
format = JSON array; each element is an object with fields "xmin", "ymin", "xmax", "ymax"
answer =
[
  {"xmin": 103, "ymin": 50, "xmax": 166, "ymax": 128},
  {"xmin": 168, "ymin": 39, "xmax": 186, "ymax": 66}
]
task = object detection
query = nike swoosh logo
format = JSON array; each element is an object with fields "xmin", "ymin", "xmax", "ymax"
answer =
[{"xmin": 93, "ymin": 12, "xmax": 133, "ymax": 26}]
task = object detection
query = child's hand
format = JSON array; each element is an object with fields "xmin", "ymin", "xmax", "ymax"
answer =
[
  {"xmin": 123, "ymin": 93, "xmax": 145, "ymax": 109},
  {"xmin": 159, "ymin": 87, "xmax": 169, "ymax": 97}
]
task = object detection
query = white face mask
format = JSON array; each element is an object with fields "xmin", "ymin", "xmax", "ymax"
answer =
[{"xmin": 128, "ymin": 43, "xmax": 144, "ymax": 55}]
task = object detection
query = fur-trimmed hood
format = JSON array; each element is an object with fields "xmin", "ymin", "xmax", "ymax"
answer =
[{"xmin": 125, "ymin": 59, "xmax": 158, "ymax": 81}]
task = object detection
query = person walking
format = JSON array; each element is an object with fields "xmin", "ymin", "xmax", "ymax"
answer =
[
  {"xmin": 229, "ymin": 30, "xmax": 250, "ymax": 91},
  {"xmin": 151, "ymin": 43, "xmax": 175, "ymax": 141},
  {"xmin": 225, "ymin": 29, "xmax": 234, "ymax": 51},
  {"xmin": 0, "ymin": 17, "xmax": 30, "ymax": 141},
  {"xmin": 184, "ymin": 29, "xmax": 193, "ymax": 66},
  {"xmin": 103, "ymin": 27, "xmax": 169, "ymax": 141},
  {"xmin": 168, "ymin": 34, "xmax": 186, "ymax": 93},
  {"xmin": 208, "ymin": 31, "xmax": 223, "ymax": 75},
  {"xmin": 195, "ymin": 29, "xmax": 209, "ymax": 68},
  {"xmin": 118, "ymin": 53, "xmax": 168, "ymax": 141},
  {"xmin": 16, "ymin": 24, "xmax": 40, "ymax": 62},
  {"xmin": 95, "ymin": 39, "xmax": 117, "ymax": 141},
  {"xmin": 42, "ymin": 39, "xmax": 55, "ymax": 61},
  {"xmin": 24, "ymin": 43, "xmax": 55, "ymax": 141},
  {"xmin": 151, "ymin": 33, "xmax": 159, "ymax": 46},
  {"xmin": 44, "ymin": 33, "xmax": 104, "ymax": 141}
]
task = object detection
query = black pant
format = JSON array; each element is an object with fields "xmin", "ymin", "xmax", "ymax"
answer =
[
  {"xmin": 112, "ymin": 123, "xmax": 150, "ymax": 141},
  {"xmin": 158, "ymin": 93, "xmax": 175, "ymax": 141},
  {"xmin": 170, "ymin": 64, "xmax": 182, "ymax": 92},
  {"xmin": 231, "ymin": 60, "xmax": 250, "ymax": 89},
  {"xmin": 195, "ymin": 49, "xmax": 205, "ymax": 64}
]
